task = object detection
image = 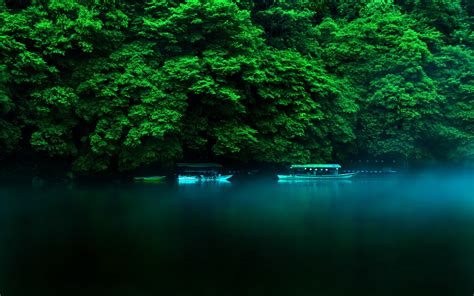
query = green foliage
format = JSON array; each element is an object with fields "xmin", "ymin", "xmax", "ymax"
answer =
[
  {"xmin": 316, "ymin": 8, "xmax": 472, "ymax": 160},
  {"xmin": 242, "ymin": 48, "xmax": 356, "ymax": 163},
  {"xmin": 253, "ymin": 5, "xmax": 319, "ymax": 54},
  {"xmin": 0, "ymin": 64, "xmax": 21, "ymax": 157},
  {"xmin": 431, "ymin": 44, "xmax": 474, "ymax": 160},
  {"xmin": 0, "ymin": 0, "xmax": 472, "ymax": 174}
]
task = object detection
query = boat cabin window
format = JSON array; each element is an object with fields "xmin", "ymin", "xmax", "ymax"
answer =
[{"xmin": 289, "ymin": 165, "xmax": 340, "ymax": 175}]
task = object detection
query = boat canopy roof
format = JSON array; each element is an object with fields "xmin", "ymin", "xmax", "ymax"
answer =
[
  {"xmin": 177, "ymin": 163, "xmax": 223, "ymax": 168},
  {"xmin": 290, "ymin": 164, "xmax": 341, "ymax": 169}
]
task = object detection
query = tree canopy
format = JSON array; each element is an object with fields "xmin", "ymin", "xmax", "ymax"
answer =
[{"xmin": 0, "ymin": 0, "xmax": 472, "ymax": 174}]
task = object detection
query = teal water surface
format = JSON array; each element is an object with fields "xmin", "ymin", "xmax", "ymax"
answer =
[{"xmin": 0, "ymin": 172, "xmax": 473, "ymax": 296}]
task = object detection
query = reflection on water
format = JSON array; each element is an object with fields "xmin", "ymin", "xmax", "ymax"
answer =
[
  {"xmin": 277, "ymin": 179, "xmax": 353, "ymax": 184},
  {"xmin": 0, "ymin": 172, "xmax": 473, "ymax": 296},
  {"xmin": 178, "ymin": 179, "xmax": 232, "ymax": 185}
]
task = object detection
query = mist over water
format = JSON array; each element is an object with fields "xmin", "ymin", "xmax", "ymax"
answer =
[{"xmin": 0, "ymin": 171, "xmax": 473, "ymax": 296}]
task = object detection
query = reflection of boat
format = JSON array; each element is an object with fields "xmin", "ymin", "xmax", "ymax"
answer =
[
  {"xmin": 177, "ymin": 163, "xmax": 233, "ymax": 182},
  {"xmin": 277, "ymin": 164, "xmax": 357, "ymax": 180},
  {"xmin": 133, "ymin": 176, "xmax": 166, "ymax": 182},
  {"xmin": 278, "ymin": 179, "xmax": 353, "ymax": 184}
]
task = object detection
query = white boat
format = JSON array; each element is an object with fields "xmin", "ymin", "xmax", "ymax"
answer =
[
  {"xmin": 178, "ymin": 175, "xmax": 199, "ymax": 181},
  {"xmin": 205, "ymin": 174, "xmax": 233, "ymax": 181},
  {"xmin": 277, "ymin": 173, "xmax": 357, "ymax": 180},
  {"xmin": 177, "ymin": 163, "xmax": 233, "ymax": 182},
  {"xmin": 277, "ymin": 164, "xmax": 357, "ymax": 180},
  {"xmin": 178, "ymin": 174, "xmax": 233, "ymax": 182}
]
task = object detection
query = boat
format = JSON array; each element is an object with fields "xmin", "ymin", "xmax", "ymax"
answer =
[
  {"xmin": 277, "ymin": 164, "xmax": 357, "ymax": 180},
  {"xmin": 201, "ymin": 174, "xmax": 233, "ymax": 181},
  {"xmin": 133, "ymin": 176, "xmax": 166, "ymax": 182},
  {"xmin": 177, "ymin": 175, "xmax": 199, "ymax": 181},
  {"xmin": 177, "ymin": 163, "xmax": 233, "ymax": 182}
]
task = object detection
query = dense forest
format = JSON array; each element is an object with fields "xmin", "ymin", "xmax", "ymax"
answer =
[{"xmin": 0, "ymin": 0, "xmax": 472, "ymax": 175}]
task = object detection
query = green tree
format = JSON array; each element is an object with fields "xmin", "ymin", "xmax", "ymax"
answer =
[
  {"xmin": 0, "ymin": 0, "xmax": 472, "ymax": 174},
  {"xmin": 431, "ymin": 45, "xmax": 474, "ymax": 160},
  {"xmin": 317, "ymin": 9, "xmax": 448, "ymax": 159}
]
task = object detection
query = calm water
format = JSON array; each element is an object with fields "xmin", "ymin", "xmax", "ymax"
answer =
[{"xmin": 0, "ymin": 172, "xmax": 473, "ymax": 296}]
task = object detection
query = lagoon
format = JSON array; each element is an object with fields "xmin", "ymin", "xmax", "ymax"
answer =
[{"xmin": 0, "ymin": 172, "xmax": 473, "ymax": 296}]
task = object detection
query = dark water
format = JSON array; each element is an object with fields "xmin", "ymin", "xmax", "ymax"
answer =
[{"xmin": 1, "ymin": 172, "xmax": 473, "ymax": 296}]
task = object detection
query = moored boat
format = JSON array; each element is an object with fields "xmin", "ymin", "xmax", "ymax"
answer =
[
  {"xmin": 203, "ymin": 174, "xmax": 233, "ymax": 181},
  {"xmin": 177, "ymin": 163, "xmax": 233, "ymax": 182},
  {"xmin": 178, "ymin": 175, "xmax": 199, "ymax": 182},
  {"xmin": 277, "ymin": 164, "xmax": 357, "ymax": 180},
  {"xmin": 133, "ymin": 176, "xmax": 166, "ymax": 182}
]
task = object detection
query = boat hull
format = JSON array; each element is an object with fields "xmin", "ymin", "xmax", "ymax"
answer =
[
  {"xmin": 178, "ymin": 175, "xmax": 233, "ymax": 182},
  {"xmin": 178, "ymin": 176, "xmax": 199, "ymax": 182},
  {"xmin": 277, "ymin": 173, "xmax": 357, "ymax": 180},
  {"xmin": 133, "ymin": 176, "xmax": 166, "ymax": 182},
  {"xmin": 213, "ymin": 175, "xmax": 233, "ymax": 181}
]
